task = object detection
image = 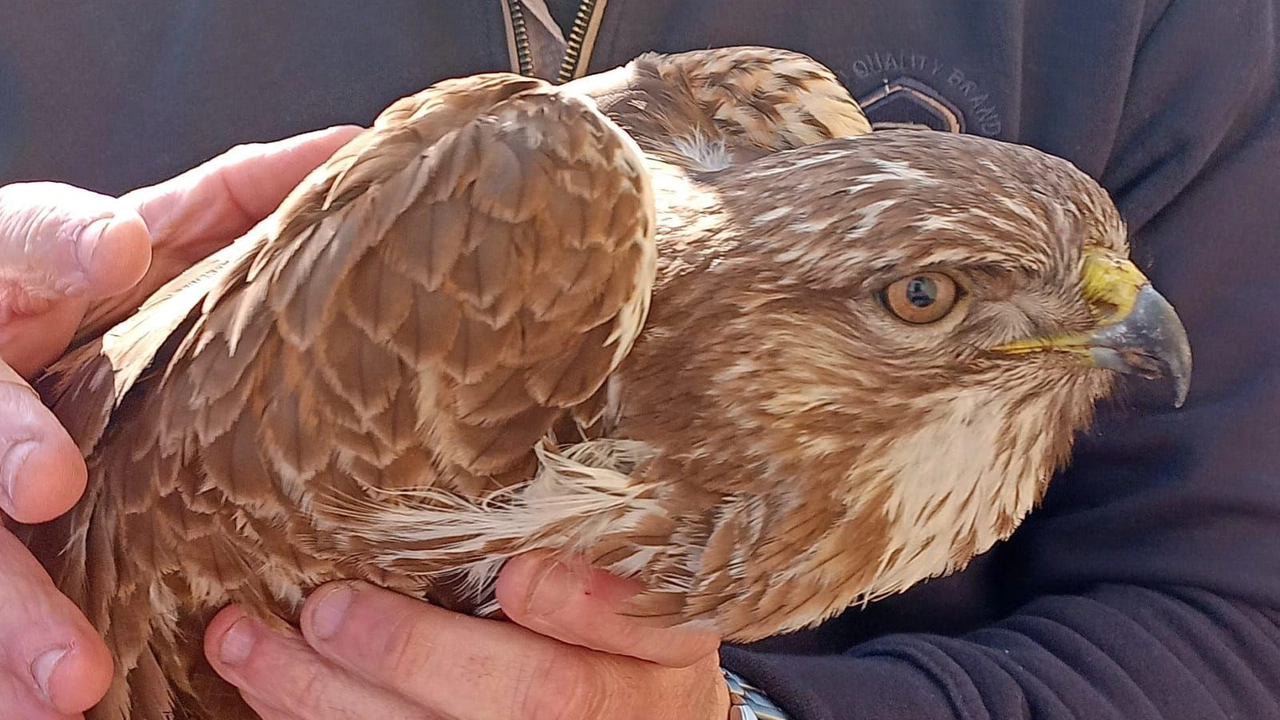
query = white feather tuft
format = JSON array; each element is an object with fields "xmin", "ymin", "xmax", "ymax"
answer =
[{"xmin": 322, "ymin": 439, "xmax": 663, "ymax": 607}]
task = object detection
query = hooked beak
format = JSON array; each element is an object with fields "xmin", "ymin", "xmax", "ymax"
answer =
[{"xmin": 994, "ymin": 247, "xmax": 1193, "ymax": 407}]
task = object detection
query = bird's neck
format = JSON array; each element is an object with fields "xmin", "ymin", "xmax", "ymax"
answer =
[{"xmin": 608, "ymin": 298, "xmax": 1095, "ymax": 638}]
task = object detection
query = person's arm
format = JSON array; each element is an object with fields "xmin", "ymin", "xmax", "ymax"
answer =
[
  {"xmin": 0, "ymin": 126, "xmax": 360, "ymax": 719},
  {"xmin": 720, "ymin": 2, "xmax": 1280, "ymax": 717}
]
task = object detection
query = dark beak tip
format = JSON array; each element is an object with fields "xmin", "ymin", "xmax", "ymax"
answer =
[
  {"xmin": 1158, "ymin": 292, "xmax": 1194, "ymax": 409},
  {"xmin": 1090, "ymin": 285, "xmax": 1193, "ymax": 409}
]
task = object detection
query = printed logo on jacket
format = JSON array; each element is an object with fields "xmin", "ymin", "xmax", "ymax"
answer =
[{"xmin": 841, "ymin": 50, "xmax": 1003, "ymax": 138}]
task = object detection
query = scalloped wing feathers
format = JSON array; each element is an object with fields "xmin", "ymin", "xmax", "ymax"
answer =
[{"xmin": 29, "ymin": 72, "xmax": 657, "ymax": 720}]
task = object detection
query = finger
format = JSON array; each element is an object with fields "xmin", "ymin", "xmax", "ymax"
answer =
[
  {"xmin": 0, "ymin": 295, "xmax": 84, "ymax": 380},
  {"xmin": 298, "ymin": 581, "xmax": 724, "ymax": 720},
  {"xmin": 0, "ymin": 182, "xmax": 151, "ymax": 302},
  {"xmin": 237, "ymin": 692, "xmax": 300, "ymax": 720},
  {"xmin": 125, "ymin": 124, "xmax": 363, "ymax": 267},
  {"xmin": 0, "ymin": 183, "xmax": 151, "ymax": 376},
  {"xmin": 298, "ymin": 581, "xmax": 575, "ymax": 719},
  {"xmin": 0, "ymin": 363, "xmax": 86, "ymax": 523},
  {"xmin": 297, "ymin": 581, "xmax": 660, "ymax": 720},
  {"xmin": 0, "ymin": 672, "xmax": 85, "ymax": 720},
  {"xmin": 0, "ymin": 529, "xmax": 113, "ymax": 715},
  {"xmin": 495, "ymin": 552, "xmax": 720, "ymax": 668},
  {"xmin": 78, "ymin": 125, "xmax": 363, "ymax": 339},
  {"xmin": 203, "ymin": 606, "xmax": 434, "ymax": 720}
]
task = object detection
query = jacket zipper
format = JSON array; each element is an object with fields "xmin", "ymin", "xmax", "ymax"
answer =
[
  {"xmin": 504, "ymin": 0, "xmax": 536, "ymax": 76},
  {"xmin": 556, "ymin": 0, "xmax": 598, "ymax": 83},
  {"xmin": 503, "ymin": 0, "xmax": 600, "ymax": 82}
]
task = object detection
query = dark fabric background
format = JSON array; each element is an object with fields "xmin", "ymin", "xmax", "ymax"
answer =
[{"xmin": 3, "ymin": 2, "xmax": 1277, "ymax": 717}]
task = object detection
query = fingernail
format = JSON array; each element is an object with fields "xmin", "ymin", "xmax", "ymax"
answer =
[
  {"xmin": 309, "ymin": 585, "xmax": 355, "ymax": 641},
  {"xmin": 526, "ymin": 560, "xmax": 578, "ymax": 619},
  {"xmin": 0, "ymin": 439, "xmax": 38, "ymax": 510},
  {"xmin": 30, "ymin": 646, "xmax": 67, "ymax": 703},
  {"xmin": 75, "ymin": 217, "xmax": 116, "ymax": 273},
  {"xmin": 219, "ymin": 617, "xmax": 257, "ymax": 666}
]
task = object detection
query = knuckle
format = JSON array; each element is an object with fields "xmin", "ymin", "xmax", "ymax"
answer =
[
  {"xmin": 521, "ymin": 653, "xmax": 611, "ymax": 720},
  {"xmin": 664, "ymin": 630, "xmax": 721, "ymax": 668},
  {"xmin": 270, "ymin": 658, "xmax": 332, "ymax": 713},
  {"xmin": 221, "ymin": 142, "xmax": 263, "ymax": 162},
  {"xmin": 375, "ymin": 610, "xmax": 439, "ymax": 688},
  {"xmin": 218, "ymin": 142, "xmax": 271, "ymax": 176},
  {"xmin": 590, "ymin": 617, "xmax": 650, "ymax": 655},
  {"xmin": 0, "ymin": 182, "xmax": 87, "ymax": 238},
  {"xmin": 240, "ymin": 694, "xmax": 285, "ymax": 720}
]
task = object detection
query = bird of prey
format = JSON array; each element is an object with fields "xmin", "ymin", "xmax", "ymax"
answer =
[{"xmin": 18, "ymin": 46, "xmax": 1191, "ymax": 720}]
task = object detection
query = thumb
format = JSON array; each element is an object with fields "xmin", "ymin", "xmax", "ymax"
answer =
[
  {"xmin": 0, "ymin": 182, "xmax": 152, "ymax": 377},
  {"xmin": 496, "ymin": 552, "xmax": 722, "ymax": 668}
]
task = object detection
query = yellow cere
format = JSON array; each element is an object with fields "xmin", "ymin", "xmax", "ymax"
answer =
[{"xmin": 1079, "ymin": 246, "xmax": 1149, "ymax": 322}]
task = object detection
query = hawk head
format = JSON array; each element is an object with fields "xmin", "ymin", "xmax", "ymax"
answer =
[{"xmin": 617, "ymin": 127, "xmax": 1191, "ymax": 635}]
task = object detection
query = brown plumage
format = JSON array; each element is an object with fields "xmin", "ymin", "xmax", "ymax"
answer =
[{"xmin": 17, "ymin": 46, "xmax": 1191, "ymax": 720}]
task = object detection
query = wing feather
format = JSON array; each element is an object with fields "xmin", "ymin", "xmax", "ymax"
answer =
[{"xmin": 24, "ymin": 71, "xmax": 656, "ymax": 720}]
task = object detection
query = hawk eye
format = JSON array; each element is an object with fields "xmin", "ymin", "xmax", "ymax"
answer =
[{"xmin": 882, "ymin": 272, "xmax": 959, "ymax": 324}]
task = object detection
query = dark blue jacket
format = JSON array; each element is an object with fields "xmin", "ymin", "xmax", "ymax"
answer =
[{"xmin": 3, "ymin": 2, "xmax": 1278, "ymax": 718}]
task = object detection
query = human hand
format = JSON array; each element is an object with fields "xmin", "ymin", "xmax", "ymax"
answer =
[
  {"xmin": 0, "ymin": 124, "xmax": 361, "ymax": 719},
  {"xmin": 204, "ymin": 552, "xmax": 732, "ymax": 720}
]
